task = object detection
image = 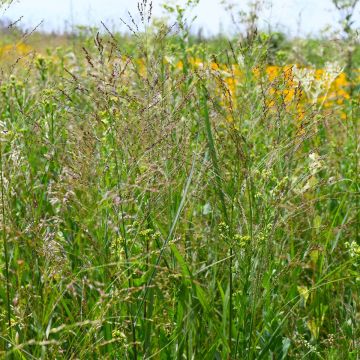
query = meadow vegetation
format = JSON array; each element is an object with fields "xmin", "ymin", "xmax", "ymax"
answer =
[{"xmin": 0, "ymin": 0, "xmax": 359, "ymax": 358}]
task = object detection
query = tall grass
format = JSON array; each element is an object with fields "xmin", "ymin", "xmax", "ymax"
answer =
[{"xmin": 0, "ymin": 1, "xmax": 359, "ymax": 358}]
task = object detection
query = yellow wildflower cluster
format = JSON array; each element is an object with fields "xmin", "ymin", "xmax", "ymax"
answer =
[
  {"xmin": 0, "ymin": 42, "xmax": 32, "ymax": 59},
  {"xmin": 137, "ymin": 56, "xmax": 357, "ymax": 125},
  {"xmin": 220, "ymin": 63, "xmax": 352, "ymax": 107},
  {"xmin": 179, "ymin": 59, "xmax": 357, "ymax": 121}
]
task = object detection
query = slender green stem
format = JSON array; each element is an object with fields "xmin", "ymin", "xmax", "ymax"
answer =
[
  {"xmin": 134, "ymin": 155, "xmax": 196, "ymax": 326},
  {"xmin": 110, "ymin": 130, "xmax": 137, "ymax": 359},
  {"xmin": 0, "ymin": 142, "xmax": 12, "ymax": 352},
  {"xmin": 200, "ymin": 84, "xmax": 233, "ymax": 354}
]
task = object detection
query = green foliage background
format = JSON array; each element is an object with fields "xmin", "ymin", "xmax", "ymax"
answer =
[{"xmin": 0, "ymin": 1, "xmax": 359, "ymax": 358}]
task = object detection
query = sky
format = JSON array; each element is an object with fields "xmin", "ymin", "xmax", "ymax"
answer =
[{"xmin": 2, "ymin": 0, "xmax": 360, "ymax": 37}]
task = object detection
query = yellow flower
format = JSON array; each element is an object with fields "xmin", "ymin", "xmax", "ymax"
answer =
[
  {"xmin": 283, "ymin": 88, "xmax": 295, "ymax": 103},
  {"xmin": 266, "ymin": 65, "xmax": 280, "ymax": 81}
]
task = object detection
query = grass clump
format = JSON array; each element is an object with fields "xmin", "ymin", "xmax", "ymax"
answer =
[{"xmin": 0, "ymin": 1, "xmax": 359, "ymax": 358}]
